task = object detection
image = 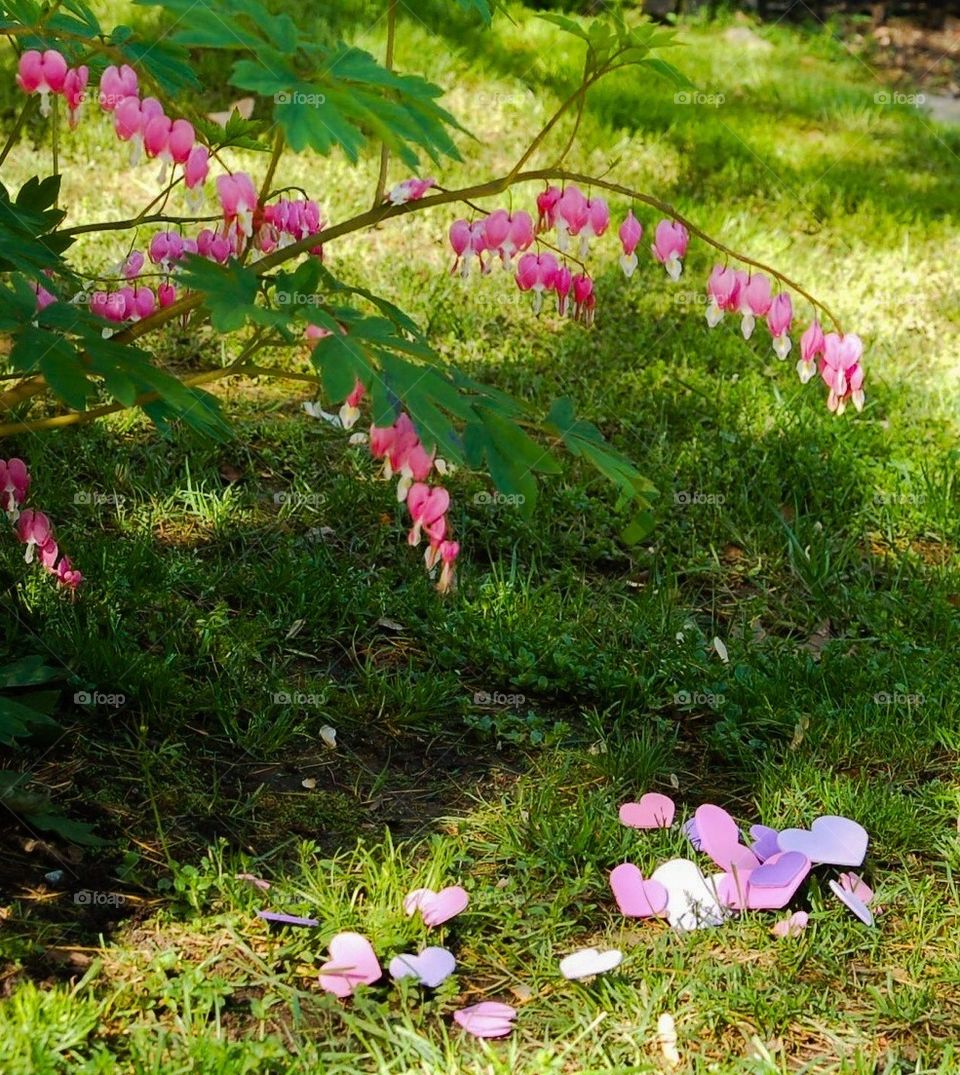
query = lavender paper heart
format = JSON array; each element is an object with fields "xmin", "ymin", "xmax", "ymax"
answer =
[
  {"xmin": 389, "ymin": 946, "xmax": 456, "ymax": 988},
  {"xmin": 453, "ymin": 1001, "xmax": 516, "ymax": 1038},
  {"xmin": 776, "ymin": 815, "xmax": 868, "ymax": 867}
]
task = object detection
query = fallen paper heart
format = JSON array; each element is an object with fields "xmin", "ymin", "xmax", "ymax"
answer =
[
  {"xmin": 388, "ymin": 946, "xmax": 456, "ymax": 988},
  {"xmin": 829, "ymin": 878, "xmax": 874, "ymax": 925},
  {"xmin": 776, "ymin": 816, "xmax": 868, "ymax": 867},
  {"xmin": 404, "ymin": 886, "xmax": 469, "ymax": 926},
  {"xmin": 619, "ymin": 793, "xmax": 675, "ymax": 829},
  {"xmin": 237, "ymin": 873, "xmax": 271, "ymax": 891},
  {"xmin": 682, "ymin": 817, "xmax": 702, "ymax": 851},
  {"xmin": 837, "ymin": 871, "xmax": 873, "ymax": 903},
  {"xmin": 695, "ymin": 804, "xmax": 760, "ymax": 873},
  {"xmin": 318, "ymin": 931, "xmax": 382, "ymax": 997},
  {"xmin": 559, "ymin": 947, "xmax": 623, "ymax": 980},
  {"xmin": 650, "ymin": 858, "xmax": 727, "ymax": 931},
  {"xmin": 771, "ymin": 910, "xmax": 809, "ymax": 938},
  {"xmin": 749, "ymin": 824, "xmax": 781, "ymax": 862},
  {"xmin": 719, "ymin": 851, "xmax": 811, "ymax": 911},
  {"xmin": 609, "ymin": 863, "xmax": 669, "ymax": 918},
  {"xmin": 256, "ymin": 910, "xmax": 318, "ymax": 927},
  {"xmin": 403, "ymin": 888, "xmax": 434, "ymax": 916},
  {"xmin": 453, "ymin": 1001, "xmax": 516, "ymax": 1038}
]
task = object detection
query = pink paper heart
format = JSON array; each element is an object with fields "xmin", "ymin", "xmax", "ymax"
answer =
[
  {"xmin": 453, "ymin": 1001, "xmax": 516, "ymax": 1038},
  {"xmin": 619, "ymin": 793, "xmax": 675, "ymax": 829},
  {"xmin": 388, "ymin": 946, "xmax": 456, "ymax": 988},
  {"xmin": 771, "ymin": 910, "xmax": 809, "ymax": 938},
  {"xmin": 418, "ymin": 886, "xmax": 469, "ymax": 926},
  {"xmin": 776, "ymin": 815, "xmax": 868, "ymax": 867},
  {"xmin": 837, "ymin": 871, "xmax": 873, "ymax": 904},
  {"xmin": 695, "ymin": 804, "xmax": 760, "ymax": 873},
  {"xmin": 829, "ymin": 878, "xmax": 874, "ymax": 925},
  {"xmin": 318, "ymin": 931, "xmax": 382, "ymax": 997},
  {"xmin": 609, "ymin": 862, "xmax": 669, "ymax": 918},
  {"xmin": 718, "ymin": 851, "xmax": 811, "ymax": 911},
  {"xmin": 403, "ymin": 885, "xmax": 469, "ymax": 925}
]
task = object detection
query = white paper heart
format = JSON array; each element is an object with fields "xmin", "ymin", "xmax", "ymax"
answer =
[
  {"xmin": 649, "ymin": 858, "xmax": 727, "ymax": 931},
  {"xmin": 559, "ymin": 947, "xmax": 623, "ymax": 980}
]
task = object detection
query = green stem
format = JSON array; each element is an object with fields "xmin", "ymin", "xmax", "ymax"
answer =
[
  {"xmin": 0, "ymin": 96, "xmax": 35, "ymax": 169},
  {"xmin": 372, "ymin": 0, "xmax": 398, "ymax": 209}
]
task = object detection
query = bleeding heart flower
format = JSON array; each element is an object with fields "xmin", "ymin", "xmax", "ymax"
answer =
[
  {"xmin": 767, "ymin": 292, "xmax": 793, "ymax": 359},
  {"xmin": 559, "ymin": 947, "xmax": 622, "ymax": 980},
  {"xmin": 17, "ymin": 49, "xmax": 68, "ymax": 116},
  {"xmin": 454, "ymin": 1001, "xmax": 516, "ymax": 1039},
  {"xmin": 389, "ymin": 946, "xmax": 456, "ymax": 987},
  {"xmin": 318, "ymin": 931, "xmax": 382, "ymax": 997},
  {"xmin": 618, "ymin": 210, "xmax": 643, "ymax": 277},
  {"xmin": 651, "ymin": 219, "xmax": 689, "ymax": 280},
  {"xmin": 706, "ymin": 265, "xmax": 742, "ymax": 327},
  {"xmin": 798, "ymin": 319, "xmax": 825, "ymax": 384},
  {"xmin": 820, "ymin": 332, "xmax": 866, "ymax": 415},
  {"xmin": 98, "ymin": 64, "xmax": 138, "ymax": 110},
  {"xmin": 738, "ymin": 273, "xmax": 772, "ymax": 339}
]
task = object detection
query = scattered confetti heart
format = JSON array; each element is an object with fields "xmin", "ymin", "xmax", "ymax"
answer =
[
  {"xmin": 713, "ymin": 636, "xmax": 729, "ymax": 663},
  {"xmin": 695, "ymin": 804, "xmax": 760, "ymax": 873},
  {"xmin": 559, "ymin": 947, "xmax": 623, "ymax": 980},
  {"xmin": 682, "ymin": 816, "xmax": 702, "ymax": 851},
  {"xmin": 454, "ymin": 1001, "xmax": 516, "ymax": 1038},
  {"xmin": 650, "ymin": 858, "xmax": 727, "ymax": 931},
  {"xmin": 318, "ymin": 931, "xmax": 382, "ymax": 997},
  {"xmin": 829, "ymin": 878, "xmax": 874, "ymax": 925},
  {"xmin": 404, "ymin": 886, "xmax": 469, "ymax": 926},
  {"xmin": 610, "ymin": 863, "xmax": 670, "ymax": 918},
  {"xmin": 836, "ymin": 871, "xmax": 873, "ymax": 903},
  {"xmin": 389, "ymin": 946, "xmax": 456, "ymax": 988},
  {"xmin": 749, "ymin": 824, "xmax": 781, "ymax": 862},
  {"xmin": 657, "ymin": 1012, "xmax": 681, "ymax": 1068},
  {"xmin": 776, "ymin": 816, "xmax": 868, "ymax": 867},
  {"xmin": 771, "ymin": 910, "xmax": 809, "ymax": 938},
  {"xmin": 619, "ymin": 793, "xmax": 675, "ymax": 829},
  {"xmin": 719, "ymin": 851, "xmax": 811, "ymax": 911},
  {"xmin": 319, "ymin": 725, "xmax": 337, "ymax": 749},
  {"xmin": 257, "ymin": 910, "xmax": 317, "ymax": 927},
  {"xmin": 237, "ymin": 873, "xmax": 271, "ymax": 891}
]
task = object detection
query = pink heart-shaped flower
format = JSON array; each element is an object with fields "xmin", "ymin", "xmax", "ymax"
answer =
[
  {"xmin": 609, "ymin": 862, "xmax": 669, "ymax": 918},
  {"xmin": 618, "ymin": 793, "xmax": 675, "ymax": 829},
  {"xmin": 318, "ymin": 931, "xmax": 382, "ymax": 997},
  {"xmin": 453, "ymin": 1001, "xmax": 516, "ymax": 1038}
]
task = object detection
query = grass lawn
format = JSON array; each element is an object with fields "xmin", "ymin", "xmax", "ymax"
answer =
[{"xmin": 2, "ymin": 2, "xmax": 960, "ymax": 1071}]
